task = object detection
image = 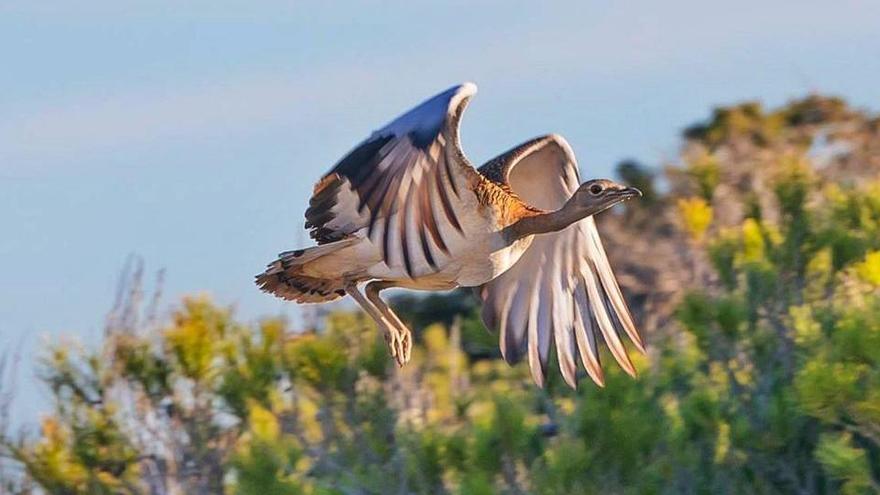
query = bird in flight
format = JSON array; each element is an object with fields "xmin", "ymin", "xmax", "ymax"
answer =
[{"xmin": 257, "ymin": 83, "xmax": 644, "ymax": 388}]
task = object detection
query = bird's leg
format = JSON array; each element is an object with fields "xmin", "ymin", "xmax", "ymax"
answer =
[
  {"xmin": 365, "ymin": 281, "xmax": 412, "ymax": 366},
  {"xmin": 343, "ymin": 282, "xmax": 405, "ymax": 363}
]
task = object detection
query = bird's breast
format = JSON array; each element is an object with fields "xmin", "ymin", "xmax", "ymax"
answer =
[{"xmin": 453, "ymin": 233, "xmax": 534, "ymax": 287}]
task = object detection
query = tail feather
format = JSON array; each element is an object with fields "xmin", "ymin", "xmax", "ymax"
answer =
[{"xmin": 256, "ymin": 238, "xmax": 356, "ymax": 304}]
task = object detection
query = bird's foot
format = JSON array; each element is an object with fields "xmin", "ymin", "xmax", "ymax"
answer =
[{"xmin": 384, "ymin": 326, "xmax": 412, "ymax": 367}]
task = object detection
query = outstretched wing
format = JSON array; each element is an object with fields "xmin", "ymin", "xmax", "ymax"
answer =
[
  {"xmin": 305, "ymin": 83, "xmax": 479, "ymax": 277},
  {"xmin": 477, "ymin": 135, "xmax": 645, "ymax": 388}
]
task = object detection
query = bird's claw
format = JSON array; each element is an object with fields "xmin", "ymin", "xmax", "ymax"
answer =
[{"xmin": 384, "ymin": 327, "xmax": 412, "ymax": 367}]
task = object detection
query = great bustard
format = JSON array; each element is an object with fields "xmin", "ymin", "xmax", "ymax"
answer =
[{"xmin": 256, "ymin": 83, "xmax": 644, "ymax": 388}]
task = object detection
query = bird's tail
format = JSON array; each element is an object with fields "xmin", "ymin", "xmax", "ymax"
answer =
[{"xmin": 255, "ymin": 238, "xmax": 357, "ymax": 303}]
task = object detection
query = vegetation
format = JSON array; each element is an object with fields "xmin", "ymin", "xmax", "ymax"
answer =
[{"xmin": 1, "ymin": 94, "xmax": 879, "ymax": 494}]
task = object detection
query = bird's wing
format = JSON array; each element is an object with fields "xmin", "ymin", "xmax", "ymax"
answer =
[
  {"xmin": 476, "ymin": 135, "xmax": 645, "ymax": 388},
  {"xmin": 305, "ymin": 83, "xmax": 480, "ymax": 277}
]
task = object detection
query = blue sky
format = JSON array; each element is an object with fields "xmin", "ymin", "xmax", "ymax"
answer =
[{"xmin": 2, "ymin": 0, "xmax": 879, "ymax": 419}]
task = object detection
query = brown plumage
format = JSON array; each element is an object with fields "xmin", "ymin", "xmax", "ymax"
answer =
[{"xmin": 256, "ymin": 83, "xmax": 645, "ymax": 388}]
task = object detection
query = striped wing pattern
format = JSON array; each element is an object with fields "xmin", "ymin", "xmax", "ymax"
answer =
[
  {"xmin": 305, "ymin": 83, "xmax": 477, "ymax": 277},
  {"xmin": 477, "ymin": 135, "xmax": 645, "ymax": 388}
]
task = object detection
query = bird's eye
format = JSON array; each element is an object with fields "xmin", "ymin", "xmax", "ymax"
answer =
[{"xmin": 589, "ymin": 184, "xmax": 603, "ymax": 195}]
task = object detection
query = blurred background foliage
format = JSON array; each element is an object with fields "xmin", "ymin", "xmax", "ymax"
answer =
[{"xmin": 1, "ymin": 93, "xmax": 879, "ymax": 494}]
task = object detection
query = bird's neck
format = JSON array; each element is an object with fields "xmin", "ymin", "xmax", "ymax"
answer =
[{"xmin": 505, "ymin": 201, "xmax": 586, "ymax": 241}]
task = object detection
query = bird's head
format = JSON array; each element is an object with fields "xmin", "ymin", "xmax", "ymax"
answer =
[
  {"xmin": 508, "ymin": 178, "xmax": 642, "ymax": 239},
  {"xmin": 570, "ymin": 179, "xmax": 642, "ymax": 216}
]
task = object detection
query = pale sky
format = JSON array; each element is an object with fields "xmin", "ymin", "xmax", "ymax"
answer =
[{"xmin": 2, "ymin": 0, "xmax": 879, "ymax": 419}]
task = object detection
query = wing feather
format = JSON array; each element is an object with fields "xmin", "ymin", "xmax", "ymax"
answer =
[
  {"xmin": 304, "ymin": 83, "xmax": 478, "ymax": 277},
  {"xmin": 477, "ymin": 134, "xmax": 644, "ymax": 388},
  {"xmin": 573, "ymin": 282, "xmax": 605, "ymax": 386},
  {"xmin": 552, "ymin": 231, "xmax": 578, "ymax": 388},
  {"xmin": 583, "ymin": 255, "xmax": 637, "ymax": 377},
  {"xmin": 499, "ymin": 282, "xmax": 529, "ymax": 364},
  {"xmin": 586, "ymin": 225, "xmax": 646, "ymax": 353},
  {"xmin": 526, "ymin": 263, "xmax": 543, "ymax": 386}
]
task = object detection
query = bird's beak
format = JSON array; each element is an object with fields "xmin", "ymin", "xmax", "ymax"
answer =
[{"xmin": 613, "ymin": 186, "xmax": 642, "ymax": 200}]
